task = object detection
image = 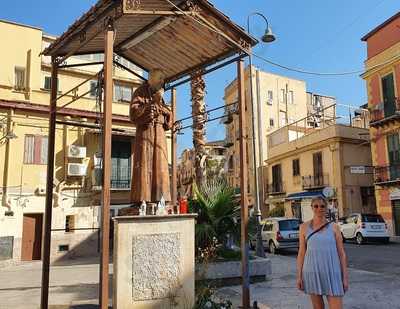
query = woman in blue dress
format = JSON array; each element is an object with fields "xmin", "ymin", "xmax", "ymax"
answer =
[{"xmin": 297, "ymin": 197, "xmax": 349, "ymax": 309}]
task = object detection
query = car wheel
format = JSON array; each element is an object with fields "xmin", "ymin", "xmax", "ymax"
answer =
[
  {"xmin": 341, "ymin": 233, "xmax": 346, "ymax": 243},
  {"xmin": 356, "ymin": 233, "xmax": 364, "ymax": 245},
  {"xmin": 269, "ymin": 241, "xmax": 277, "ymax": 254}
]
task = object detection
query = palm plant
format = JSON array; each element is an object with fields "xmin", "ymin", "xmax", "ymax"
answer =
[{"xmin": 192, "ymin": 178, "xmax": 239, "ymax": 252}]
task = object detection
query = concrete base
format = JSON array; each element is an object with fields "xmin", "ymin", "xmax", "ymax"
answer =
[
  {"xmin": 113, "ymin": 215, "xmax": 196, "ymax": 309},
  {"xmin": 196, "ymin": 257, "xmax": 271, "ymax": 287}
]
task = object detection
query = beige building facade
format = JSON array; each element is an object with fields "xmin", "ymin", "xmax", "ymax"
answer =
[
  {"xmin": 0, "ymin": 19, "xmax": 144, "ymax": 261},
  {"xmin": 224, "ymin": 66, "xmax": 335, "ymax": 210},
  {"xmin": 265, "ymin": 108, "xmax": 375, "ymax": 221}
]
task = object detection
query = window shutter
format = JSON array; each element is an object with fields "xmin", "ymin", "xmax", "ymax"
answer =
[
  {"xmin": 24, "ymin": 135, "xmax": 35, "ymax": 164},
  {"xmin": 41, "ymin": 137, "xmax": 49, "ymax": 164}
]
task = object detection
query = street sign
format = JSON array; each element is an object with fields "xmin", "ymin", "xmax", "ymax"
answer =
[{"xmin": 350, "ymin": 166, "xmax": 366, "ymax": 174}]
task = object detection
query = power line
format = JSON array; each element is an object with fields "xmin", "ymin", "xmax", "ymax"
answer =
[{"xmin": 164, "ymin": 0, "xmax": 395, "ymax": 77}]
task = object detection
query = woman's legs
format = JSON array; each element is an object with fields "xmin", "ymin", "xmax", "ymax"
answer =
[
  {"xmin": 327, "ymin": 296, "xmax": 343, "ymax": 309},
  {"xmin": 310, "ymin": 294, "xmax": 325, "ymax": 309}
]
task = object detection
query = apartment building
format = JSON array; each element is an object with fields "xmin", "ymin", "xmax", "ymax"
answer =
[
  {"xmin": 265, "ymin": 105, "xmax": 375, "ymax": 222},
  {"xmin": 224, "ymin": 66, "xmax": 335, "ymax": 212},
  {"xmin": 361, "ymin": 12, "xmax": 400, "ymax": 236},
  {"xmin": 0, "ymin": 19, "xmax": 143, "ymax": 261}
]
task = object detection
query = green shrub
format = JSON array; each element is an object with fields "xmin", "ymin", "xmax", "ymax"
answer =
[{"xmin": 192, "ymin": 178, "xmax": 240, "ymax": 254}]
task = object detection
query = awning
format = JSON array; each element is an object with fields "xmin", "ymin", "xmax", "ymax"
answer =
[{"xmin": 286, "ymin": 190, "xmax": 324, "ymax": 201}]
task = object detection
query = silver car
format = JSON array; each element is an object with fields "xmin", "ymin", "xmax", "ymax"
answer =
[{"xmin": 250, "ymin": 217, "xmax": 300, "ymax": 254}]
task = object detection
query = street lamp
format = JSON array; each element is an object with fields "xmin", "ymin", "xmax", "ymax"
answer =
[{"xmin": 247, "ymin": 13, "xmax": 275, "ymax": 258}]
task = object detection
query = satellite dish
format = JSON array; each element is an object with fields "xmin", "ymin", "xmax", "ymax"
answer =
[{"xmin": 323, "ymin": 187, "xmax": 334, "ymax": 198}]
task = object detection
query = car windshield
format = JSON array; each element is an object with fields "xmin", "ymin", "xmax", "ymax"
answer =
[
  {"xmin": 279, "ymin": 220, "xmax": 299, "ymax": 231},
  {"xmin": 362, "ymin": 214, "xmax": 385, "ymax": 223}
]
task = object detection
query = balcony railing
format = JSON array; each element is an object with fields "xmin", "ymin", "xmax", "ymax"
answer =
[
  {"xmin": 267, "ymin": 181, "xmax": 286, "ymax": 195},
  {"xmin": 302, "ymin": 174, "xmax": 329, "ymax": 190},
  {"xmin": 374, "ymin": 164, "xmax": 400, "ymax": 185},
  {"xmin": 370, "ymin": 98, "xmax": 400, "ymax": 125}
]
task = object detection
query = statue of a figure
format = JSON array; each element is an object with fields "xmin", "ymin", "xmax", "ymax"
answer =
[{"xmin": 130, "ymin": 69, "xmax": 172, "ymax": 205}]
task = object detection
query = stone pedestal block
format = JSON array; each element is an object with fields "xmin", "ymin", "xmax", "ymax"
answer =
[{"xmin": 113, "ymin": 215, "xmax": 196, "ymax": 309}]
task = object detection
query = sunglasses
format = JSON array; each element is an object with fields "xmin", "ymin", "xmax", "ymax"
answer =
[{"xmin": 313, "ymin": 204, "xmax": 326, "ymax": 209}]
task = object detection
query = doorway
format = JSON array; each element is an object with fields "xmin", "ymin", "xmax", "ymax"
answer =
[
  {"xmin": 393, "ymin": 200, "xmax": 400, "ymax": 236},
  {"xmin": 21, "ymin": 213, "xmax": 43, "ymax": 261}
]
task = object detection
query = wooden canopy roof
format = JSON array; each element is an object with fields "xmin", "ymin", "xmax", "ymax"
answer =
[{"xmin": 43, "ymin": 0, "xmax": 257, "ymax": 84}]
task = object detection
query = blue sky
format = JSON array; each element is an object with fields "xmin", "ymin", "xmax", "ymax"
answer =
[{"xmin": 1, "ymin": 0, "xmax": 399, "ymax": 155}]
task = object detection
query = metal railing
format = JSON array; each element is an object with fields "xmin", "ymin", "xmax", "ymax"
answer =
[
  {"xmin": 302, "ymin": 174, "xmax": 329, "ymax": 189},
  {"xmin": 370, "ymin": 98, "xmax": 400, "ymax": 124},
  {"xmin": 374, "ymin": 164, "xmax": 400, "ymax": 184},
  {"xmin": 267, "ymin": 181, "xmax": 285, "ymax": 194}
]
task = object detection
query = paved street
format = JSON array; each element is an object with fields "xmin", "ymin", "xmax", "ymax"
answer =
[
  {"xmin": 0, "ymin": 242, "xmax": 399, "ymax": 308},
  {"xmin": 218, "ymin": 242, "xmax": 400, "ymax": 309}
]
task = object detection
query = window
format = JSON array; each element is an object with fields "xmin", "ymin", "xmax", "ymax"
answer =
[
  {"xmin": 65, "ymin": 215, "xmax": 75, "ymax": 232},
  {"xmin": 288, "ymin": 91, "xmax": 294, "ymax": 104},
  {"xmin": 267, "ymin": 90, "xmax": 273, "ymax": 105},
  {"xmin": 43, "ymin": 76, "xmax": 59, "ymax": 91},
  {"xmin": 114, "ymin": 83, "xmax": 132, "ymax": 103},
  {"xmin": 272, "ymin": 164, "xmax": 283, "ymax": 192},
  {"xmin": 387, "ymin": 133, "xmax": 400, "ymax": 164},
  {"xmin": 292, "ymin": 159, "xmax": 300, "ymax": 176},
  {"xmin": 58, "ymin": 245, "xmax": 69, "ymax": 252},
  {"xmin": 279, "ymin": 219, "xmax": 299, "ymax": 231},
  {"xmin": 90, "ymin": 81, "xmax": 98, "ymax": 97},
  {"xmin": 387, "ymin": 133, "xmax": 400, "ymax": 179},
  {"xmin": 15, "ymin": 67, "xmax": 26, "ymax": 90},
  {"xmin": 313, "ymin": 152, "xmax": 324, "ymax": 186},
  {"xmin": 44, "ymin": 76, "xmax": 51, "ymax": 90},
  {"xmin": 111, "ymin": 139, "xmax": 132, "ymax": 189},
  {"xmin": 280, "ymin": 89, "xmax": 285, "ymax": 102},
  {"xmin": 269, "ymin": 118, "xmax": 275, "ymax": 127},
  {"xmin": 24, "ymin": 135, "xmax": 48, "ymax": 165},
  {"xmin": 382, "ymin": 73, "xmax": 396, "ymax": 117}
]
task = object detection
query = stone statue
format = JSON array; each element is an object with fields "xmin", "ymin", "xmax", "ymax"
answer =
[{"xmin": 130, "ymin": 69, "xmax": 172, "ymax": 205}]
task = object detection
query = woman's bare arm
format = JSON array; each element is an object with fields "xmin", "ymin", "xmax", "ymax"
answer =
[
  {"xmin": 296, "ymin": 223, "xmax": 307, "ymax": 290},
  {"xmin": 333, "ymin": 223, "xmax": 349, "ymax": 291}
]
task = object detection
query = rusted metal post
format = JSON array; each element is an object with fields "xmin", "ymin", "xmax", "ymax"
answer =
[
  {"xmin": 40, "ymin": 57, "xmax": 58, "ymax": 309},
  {"xmin": 99, "ymin": 21, "xmax": 114, "ymax": 309},
  {"xmin": 171, "ymin": 88, "xmax": 178, "ymax": 207},
  {"xmin": 238, "ymin": 59, "xmax": 250, "ymax": 308}
]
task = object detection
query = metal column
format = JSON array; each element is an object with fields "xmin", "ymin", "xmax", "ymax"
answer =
[
  {"xmin": 99, "ymin": 22, "xmax": 114, "ymax": 309},
  {"xmin": 238, "ymin": 59, "xmax": 250, "ymax": 309},
  {"xmin": 40, "ymin": 58, "xmax": 58, "ymax": 309},
  {"xmin": 171, "ymin": 88, "xmax": 178, "ymax": 206}
]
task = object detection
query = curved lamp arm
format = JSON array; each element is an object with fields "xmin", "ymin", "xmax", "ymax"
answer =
[{"xmin": 247, "ymin": 12, "xmax": 270, "ymax": 34}]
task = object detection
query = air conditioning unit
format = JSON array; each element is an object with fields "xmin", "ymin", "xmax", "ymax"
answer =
[
  {"xmin": 68, "ymin": 145, "xmax": 86, "ymax": 159},
  {"xmin": 67, "ymin": 163, "xmax": 87, "ymax": 177}
]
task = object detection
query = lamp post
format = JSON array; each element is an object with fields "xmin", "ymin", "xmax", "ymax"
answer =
[{"xmin": 247, "ymin": 13, "xmax": 275, "ymax": 258}]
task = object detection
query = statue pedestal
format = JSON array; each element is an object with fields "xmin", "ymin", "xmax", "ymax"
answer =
[{"xmin": 113, "ymin": 215, "xmax": 197, "ymax": 309}]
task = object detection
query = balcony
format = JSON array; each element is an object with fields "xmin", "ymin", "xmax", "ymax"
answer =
[
  {"xmin": 370, "ymin": 98, "xmax": 400, "ymax": 127},
  {"xmin": 374, "ymin": 164, "xmax": 400, "ymax": 185},
  {"xmin": 267, "ymin": 181, "xmax": 286, "ymax": 195},
  {"xmin": 302, "ymin": 174, "xmax": 329, "ymax": 190}
]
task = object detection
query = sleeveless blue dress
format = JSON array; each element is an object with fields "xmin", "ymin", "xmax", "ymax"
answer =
[{"xmin": 302, "ymin": 223, "xmax": 344, "ymax": 296}]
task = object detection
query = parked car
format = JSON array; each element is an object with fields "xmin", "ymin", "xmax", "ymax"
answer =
[
  {"xmin": 250, "ymin": 217, "xmax": 300, "ymax": 254},
  {"xmin": 338, "ymin": 213, "xmax": 390, "ymax": 245}
]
